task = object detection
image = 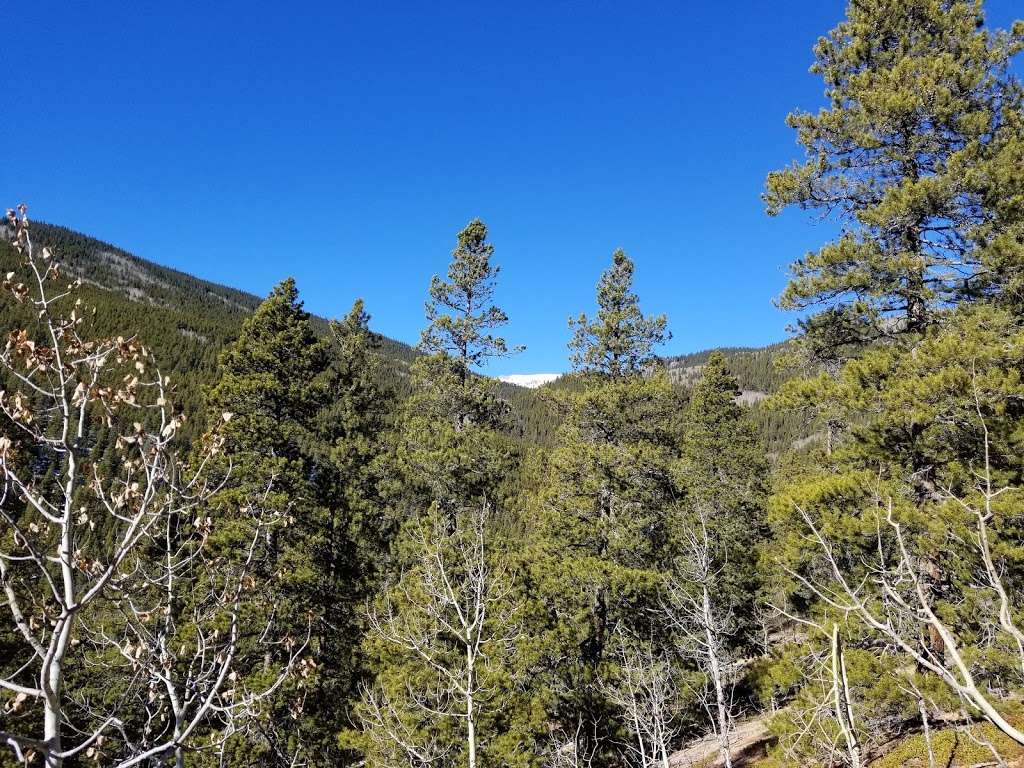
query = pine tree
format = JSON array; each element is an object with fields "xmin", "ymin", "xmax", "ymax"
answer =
[
  {"xmin": 677, "ymin": 351, "xmax": 769, "ymax": 649},
  {"xmin": 530, "ymin": 250, "xmax": 680, "ymax": 766},
  {"xmin": 765, "ymin": 304, "xmax": 1024, "ymax": 761},
  {"xmin": 764, "ymin": 0, "xmax": 1024, "ymax": 358},
  {"xmin": 317, "ymin": 299, "xmax": 394, "ymax": 585},
  {"xmin": 354, "ymin": 221, "xmax": 536, "ymax": 768},
  {"xmin": 421, "ymin": 218, "xmax": 521, "ymax": 376},
  {"xmin": 303, "ymin": 299, "xmax": 396, "ymax": 763},
  {"xmin": 385, "ymin": 219, "xmax": 522, "ymax": 516},
  {"xmin": 977, "ymin": 105, "xmax": 1024, "ymax": 308},
  {"xmin": 201, "ymin": 278, "xmax": 334, "ymax": 766},
  {"xmin": 568, "ymin": 249, "xmax": 669, "ymax": 378},
  {"xmin": 347, "ymin": 503, "xmax": 532, "ymax": 768}
]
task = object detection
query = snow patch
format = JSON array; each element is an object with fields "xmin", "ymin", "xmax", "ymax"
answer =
[{"xmin": 498, "ymin": 373, "xmax": 561, "ymax": 389}]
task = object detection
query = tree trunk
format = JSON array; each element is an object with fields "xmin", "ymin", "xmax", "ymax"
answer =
[
  {"xmin": 831, "ymin": 624, "xmax": 861, "ymax": 768},
  {"xmin": 702, "ymin": 584, "xmax": 732, "ymax": 768},
  {"xmin": 44, "ymin": 700, "xmax": 62, "ymax": 768},
  {"xmin": 466, "ymin": 646, "xmax": 477, "ymax": 768}
]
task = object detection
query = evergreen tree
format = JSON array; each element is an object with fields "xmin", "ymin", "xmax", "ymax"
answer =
[
  {"xmin": 421, "ymin": 218, "xmax": 521, "ymax": 375},
  {"xmin": 354, "ymin": 220, "xmax": 537, "ymax": 768},
  {"xmin": 764, "ymin": 304, "xmax": 1024, "ymax": 762},
  {"xmin": 568, "ymin": 249, "xmax": 669, "ymax": 378},
  {"xmin": 201, "ymin": 278, "xmax": 335, "ymax": 766},
  {"xmin": 319, "ymin": 298, "xmax": 393, "ymax": 588},
  {"xmin": 384, "ymin": 219, "xmax": 521, "ymax": 516},
  {"xmin": 677, "ymin": 351, "xmax": 769, "ymax": 649},
  {"xmin": 764, "ymin": 0, "xmax": 1024, "ymax": 358},
  {"xmin": 303, "ymin": 299, "xmax": 396, "ymax": 763},
  {"xmin": 977, "ymin": 105, "xmax": 1024, "ymax": 309},
  {"xmin": 347, "ymin": 503, "xmax": 534, "ymax": 768},
  {"xmin": 530, "ymin": 251, "xmax": 680, "ymax": 766}
]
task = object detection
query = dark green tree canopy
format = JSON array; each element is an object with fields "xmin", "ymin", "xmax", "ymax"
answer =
[
  {"xmin": 679, "ymin": 352, "xmax": 768, "ymax": 639},
  {"xmin": 382, "ymin": 219, "xmax": 522, "ymax": 519},
  {"xmin": 569, "ymin": 249, "xmax": 670, "ymax": 377},
  {"xmin": 207, "ymin": 276, "xmax": 328, "ymax": 491},
  {"xmin": 764, "ymin": 0, "xmax": 1024, "ymax": 354}
]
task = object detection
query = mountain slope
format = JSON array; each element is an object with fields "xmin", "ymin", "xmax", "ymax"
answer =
[
  {"xmin": 17, "ymin": 221, "xmax": 421, "ymax": 364},
  {"xmin": 0, "ymin": 220, "xmax": 566, "ymax": 444}
]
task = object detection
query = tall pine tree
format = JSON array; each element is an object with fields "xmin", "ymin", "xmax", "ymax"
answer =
[
  {"xmin": 677, "ymin": 351, "xmax": 768, "ymax": 649},
  {"xmin": 530, "ymin": 249, "xmax": 681, "ymax": 767},
  {"xmin": 764, "ymin": 0, "xmax": 1024, "ymax": 359},
  {"xmin": 201, "ymin": 279, "xmax": 336, "ymax": 766},
  {"xmin": 384, "ymin": 218, "xmax": 521, "ymax": 517},
  {"xmin": 353, "ymin": 220, "xmax": 535, "ymax": 768}
]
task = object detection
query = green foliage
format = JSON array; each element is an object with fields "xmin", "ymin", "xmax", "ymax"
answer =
[
  {"xmin": 871, "ymin": 716, "xmax": 1024, "ymax": 768},
  {"xmin": 764, "ymin": 305, "xmax": 1024, "ymax": 764},
  {"xmin": 382, "ymin": 219, "xmax": 523, "ymax": 519},
  {"xmin": 7, "ymin": 4, "xmax": 1024, "ymax": 760},
  {"xmin": 200, "ymin": 279, "xmax": 345, "ymax": 765},
  {"xmin": 665, "ymin": 344, "xmax": 792, "ymax": 394},
  {"xmin": 528, "ymin": 252, "xmax": 682, "ymax": 764},
  {"xmin": 354, "ymin": 220, "xmax": 537, "ymax": 768},
  {"xmin": 345, "ymin": 505, "xmax": 539, "ymax": 768},
  {"xmin": 678, "ymin": 352, "xmax": 769, "ymax": 645},
  {"xmin": 528, "ymin": 373, "xmax": 684, "ymax": 765},
  {"xmin": 319, "ymin": 299, "xmax": 395, "ymax": 588},
  {"xmin": 764, "ymin": 0, "xmax": 1024, "ymax": 356},
  {"xmin": 421, "ymin": 218, "xmax": 521, "ymax": 369}
]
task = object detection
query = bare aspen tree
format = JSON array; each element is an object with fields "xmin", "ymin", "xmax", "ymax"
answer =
[
  {"xmin": 899, "ymin": 677, "xmax": 936, "ymax": 768},
  {"xmin": 829, "ymin": 623, "xmax": 861, "ymax": 768},
  {"xmin": 99, "ymin": 486, "xmax": 311, "ymax": 768},
  {"xmin": 764, "ymin": 635, "xmax": 860, "ymax": 767},
  {"xmin": 0, "ymin": 206, "xmax": 303, "ymax": 766},
  {"xmin": 787, "ymin": 394, "xmax": 1024, "ymax": 748},
  {"xmin": 359, "ymin": 503, "xmax": 519, "ymax": 768},
  {"xmin": 663, "ymin": 509, "xmax": 735, "ymax": 768},
  {"xmin": 356, "ymin": 685, "xmax": 453, "ymax": 768},
  {"xmin": 601, "ymin": 637, "xmax": 677, "ymax": 768}
]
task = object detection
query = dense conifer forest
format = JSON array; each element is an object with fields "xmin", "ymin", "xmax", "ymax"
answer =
[{"xmin": 2, "ymin": 1, "xmax": 1024, "ymax": 766}]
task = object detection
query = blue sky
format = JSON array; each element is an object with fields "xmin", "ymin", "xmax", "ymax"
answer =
[{"xmin": 2, "ymin": 1, "xmax": 1020, "ymax": 376}]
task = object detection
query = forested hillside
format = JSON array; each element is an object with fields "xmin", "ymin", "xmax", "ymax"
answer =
[
  {"xmin": 1, "ymin": 2, "xmax": 1023, "ymax": 768},
  {"xmin": 0, "ymin": 222, "xmax": 575, "ymax": 447}
]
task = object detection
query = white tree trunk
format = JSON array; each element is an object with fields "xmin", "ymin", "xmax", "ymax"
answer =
[
  {"xmin": 830, "ymin": 624, "xmax": 861, "ymax": 768},
  {"xmin": 466, "ymin": 645, "xmax": 477, "ymax": 768},
  {"xmin": 702, "ymin": 584, "xmax": 731, "ymax": 768}
]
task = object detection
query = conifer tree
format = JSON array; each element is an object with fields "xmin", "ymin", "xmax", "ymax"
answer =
[
  {"xmin": 977, "ymin": 106, "xmax": 1024, "ymax": 308},
  {"xmin": 764, "ymin": 0, "xmax": 1024, "ymax": 357},
  {"xmin": 568, "ymin": 249, "xmax": 669, "ymax": 378},
  {"xmin": 531, "ymin": 250, "xmax": 680, "ymax": 766},
  {"xmin": 355, "ymin": 220, "xmax": 536, "ymax": 768},
  {"xmin": 421, "ymin": 218, "xmax": 520, "ymax": 376},
  {"xmin": 202, "ymin": 278, "xmax": 334, "ymax": 766},
  {"xmin": 678, "ymin": 351, "xmax": 768, "ymax": 643},
  {"xmin": 666, "ymin": 353, "xmax": 769, "ymax": 757},
  {"xmin": 761, "ymin": 3, "xmax": 1024, "ymax": 761},
  {"xmin": 385, "ymin": 218, "xmax": 521, "ymax": 515},
  {"xmin": 766, "ymin": 304, "xmax": 1024, "ymax": 760},
  {"xmin": 349, "ymin": 503, "xmax": 530, "ymax": 768},
  {"xmin": 296, "ymin": 298, "xmax": 396, "ymax": 763},
  {"xmin": 320, "ymin": 299, "xmax": 393, "ymax": 588}
]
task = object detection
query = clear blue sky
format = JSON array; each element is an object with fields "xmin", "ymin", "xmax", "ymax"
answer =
[{"xmin": 2, "ymin": 1, "xmax": 1020, "ymax": 376}]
